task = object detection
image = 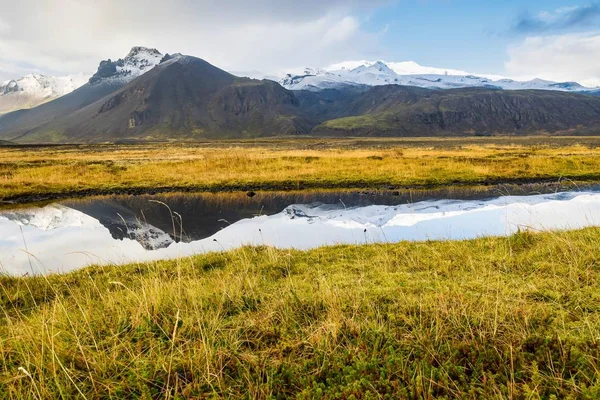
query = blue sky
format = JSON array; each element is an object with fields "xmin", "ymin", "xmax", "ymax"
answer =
[
  {"xmin": 364, "ymin": 0, "xmax": 588, "ymax": 74},
  {"xmin": 1, "ymin": 0, "xmax": 599, "ymax": 86}
]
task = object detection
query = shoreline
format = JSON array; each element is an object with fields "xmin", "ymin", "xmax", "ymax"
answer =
[{"xmin": 0, "ymin": 177, "xmax": 594, "ymax": 207}]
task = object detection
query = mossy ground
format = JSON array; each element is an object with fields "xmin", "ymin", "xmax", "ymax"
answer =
[{"xmin": 2, "ymin": 228, "xmax": 600, "ymax": 398}]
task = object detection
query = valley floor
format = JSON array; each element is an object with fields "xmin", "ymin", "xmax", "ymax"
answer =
[
  {"xmin": 2, "ymin": 228, "xmax": 600, "ymax": 398},
  {"xmin": 2, "ymin": 137, "xmax": 600, "ymax": 398},
  {"xmin": 2, "ymin": 136, "xmax": 600, "ymax": 203}
]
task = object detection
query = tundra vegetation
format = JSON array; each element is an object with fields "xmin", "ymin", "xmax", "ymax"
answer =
[
  {"xmin": 1, "ymin": 229, "xmax": 600, "ymax": 398},
  {"xmin": 2, "ymin": 136, "xmax": 600, "ymax": 203},
  {"xmin": 1, "ymin": 137, "xmax": 600, "ymax": 398}
]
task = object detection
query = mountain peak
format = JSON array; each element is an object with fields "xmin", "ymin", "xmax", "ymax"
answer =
[
  {"xmin": 89, "ymin": 47, "xmax": 164, "ymax": 85},
  {"xmin": 126, "ymin": 46, "xmax": 162, "ymax": 59},
  {"xmin": 368, "ymin": 61, "xmax": 395, "ymax": 74}
]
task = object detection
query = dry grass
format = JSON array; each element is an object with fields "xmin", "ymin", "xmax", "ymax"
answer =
[
  {"xmin": 2, "ymin": 137, "xmax": 600, "ymax": 201},
  {"xmin": 1, "ymin": 228, "xmax": 600, "ymax": 398}
]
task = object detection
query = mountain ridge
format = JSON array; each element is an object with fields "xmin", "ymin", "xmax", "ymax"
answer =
[
  {"xmin": 314, "ymin": 86, "xmax": 600, "ymax": 136},
  {"xmin": 3, "ymin": 52, "xmax": 600, "ymax": 142},
  {"xmin": 276, "ymin": 60, "xmax": 598, "ymax": 93}
]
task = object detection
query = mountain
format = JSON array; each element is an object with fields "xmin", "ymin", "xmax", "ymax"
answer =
[
  {"xmin": 3, "ymin": 51, "xmax": 600, "ymax": 142},
  {"xmin": 0, "ymin": 47, "xmax": 163, "ymax": 141},
  {"xmin": 313, "ymin": 86, "xmax": 600, "ymax": 136},
  {"xmin": 279, "ymin": 60, "xmax": 598, "ymax": 93},
  {"xmin": 1, "ymin": 55, "xmax": 311, "ymax": 142},
  {"xmin": 0, "ymin": 73, "xmax": 89, "ymax": 115}
]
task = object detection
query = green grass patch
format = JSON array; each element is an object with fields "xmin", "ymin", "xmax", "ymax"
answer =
[{"xmin": 2, "ymin": 228, "xmax": 600, "ymax": 398}]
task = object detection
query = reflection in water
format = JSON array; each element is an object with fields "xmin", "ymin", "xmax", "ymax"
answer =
[{"xmin": 1, "ymin": 189, "xmax": 600, "ymax": 276}]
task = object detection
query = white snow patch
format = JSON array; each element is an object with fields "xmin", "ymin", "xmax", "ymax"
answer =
[{"xmin": 0, "ymin": 73, "xmax": 90, "ymax": 114}]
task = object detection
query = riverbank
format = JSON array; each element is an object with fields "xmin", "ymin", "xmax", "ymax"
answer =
[
  {"xmin": 2, "ymin": 228, "xmax": 600, "ymax": 398},
  {"xmin": 2, "ymin": 137, "xmax": 600, "ymax": 204}
]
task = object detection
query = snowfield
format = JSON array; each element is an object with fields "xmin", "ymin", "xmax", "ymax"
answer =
[
  {"xmin": 275, "ymin": 60, "xmax": 596, "ymax": 93},
  {"xmin": 0, "ymin": 73, "xmax": 89, "ymax": 114}
]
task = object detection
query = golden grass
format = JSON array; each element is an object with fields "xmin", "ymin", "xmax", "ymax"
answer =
[
  {"xmin": 2, "ymin": 137, "xmax": 600, "ymax": 201},
  {"xmin": 1, "ymin": 228, "xmax": 600, "ymax": 398}
]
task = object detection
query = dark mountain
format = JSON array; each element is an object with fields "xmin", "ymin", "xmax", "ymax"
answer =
[
  {"xmin": 0, "ymin": 139, "xmax": 13, "ymax": 145},
  {"xmin": 294, "ymin": 86, "xmax": 370, "ymax": 123},
  {"xmin": 315, "ymin": 86, "xmax": 600, "ymax": 136},
  {"xmin": 2, "ymin": 56, "xmax": 311, "ymax": 142}
]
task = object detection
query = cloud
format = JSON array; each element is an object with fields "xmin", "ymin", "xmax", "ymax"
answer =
[
  {"xmin": 512, "ymin": 4, "xmax": 600, "ymax": 34},
  {"xmin": 505, "ymin": 33, "xmax": 600, "ymax": 87},
  {"xmin": 0, "ymin": 0, "xmax": 386, "ymax": 80}
]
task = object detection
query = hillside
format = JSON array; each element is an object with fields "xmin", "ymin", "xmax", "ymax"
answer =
[{"xmin": 315, "ymin": 86, "xmax": 600, "ymax": 136}]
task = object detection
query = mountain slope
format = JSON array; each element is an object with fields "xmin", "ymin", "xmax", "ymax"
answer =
[
  {"xmin": 315, "ymin": 86, "xmax": 600, "ymax": 136},
  {"xmin": 0, "ymin": 47, "xmax": 163, "ymax": 141},
  {"xmin": 9, "ymin": 55, "xmax": 310, "ymax": 142},
  {"xmin": 0, "ymin": 74, "xmax": 89, "ymax": 115}
]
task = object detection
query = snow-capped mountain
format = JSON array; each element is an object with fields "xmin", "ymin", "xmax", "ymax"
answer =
[
  {"xmin": 88, "ymin": 46, "xmax": 163, "ymax": 85},
  {"xmin": 278, "ymin": 60, "xmax": 598, "ymax": 93},
  {"xmin": 0, "ymin": 47, "xmax": 164, "ymax": 115},
  {"xmin": 0, "ymin": 73, "xmax": 89, "ymax": 114}
]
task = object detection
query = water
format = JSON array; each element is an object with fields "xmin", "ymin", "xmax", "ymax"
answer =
[{"xmin": 1, "ymin": 189, "xmax": 600, "ymax": 275}]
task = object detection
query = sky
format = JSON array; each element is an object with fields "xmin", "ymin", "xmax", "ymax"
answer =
[{"xmin": 0, "ymin": 0, "xmax": 599, "ymax": 86}]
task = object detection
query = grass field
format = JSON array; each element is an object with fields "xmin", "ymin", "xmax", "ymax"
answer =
[
  {"xmin": 2, "ymin": 136, "xmax": 600, "ymax": 202},
  {"xmin": 2, "ymin": 137, "xmax": 600, "ymax": 398},
  {"xmin": 1, "ymin": 228, "xmax": 600, "ymax": 398}
]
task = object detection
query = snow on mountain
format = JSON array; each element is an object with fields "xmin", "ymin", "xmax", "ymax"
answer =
[
  {"xmin": 0, "ymin": 47, "xmax": 164, "ymax": 115},
  {"xmin": 88, "ymin": 46, "xmax": 163, "ymax": 85},
  {"xmin": 278, "ymin": 60, "xmax": 599, "ymax": 93},
  {"xmin": 325, "ymin": 60, "xmax": 475, "ymax": 77},
  {"xmin": 0, "ymin": 73, "xmax": 89, "ymax": 114}
]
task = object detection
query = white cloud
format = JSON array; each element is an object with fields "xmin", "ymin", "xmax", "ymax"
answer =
[
  {"xmin": 322, "ymin": 16, "xmax": 360, "ymax": 45},
  {"xmin": 0, "ymin": 0, "xmax": 385, "ymax": 81},
  {"xmin": 0, "ymin": 17, "xmax": 10, "ymax": 35},
  {"xmin": 505, "ymin": 33, "xmax": 600, "ymax": 87}
]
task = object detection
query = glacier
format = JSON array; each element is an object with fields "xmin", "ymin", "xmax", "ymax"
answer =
[{"xmin": 274, "ymin": 60, "xmax": 597, "ymax": 93}]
